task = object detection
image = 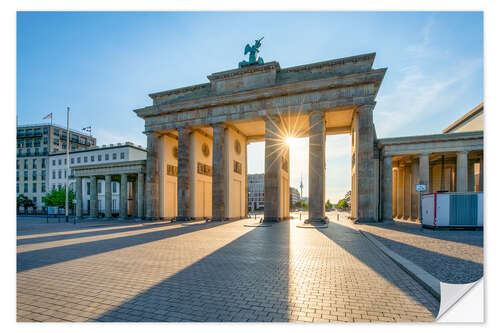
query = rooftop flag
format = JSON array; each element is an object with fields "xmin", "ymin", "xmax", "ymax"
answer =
[{"xmin": 42, "ymin": 112, "xmax": 52, "ymax": 120}]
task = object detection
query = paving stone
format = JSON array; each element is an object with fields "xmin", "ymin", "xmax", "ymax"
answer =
[{"xmin": 17, "ymin": 217, "xmax": 438, "ymax": 322}]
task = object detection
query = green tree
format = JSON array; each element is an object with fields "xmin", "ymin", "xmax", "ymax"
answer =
[
  {"xmin": 325, "ymin": 199, "xmax": 333, "ymax": 210},
  {"xmin": 42, "ymin": 187, "xmax": 75, "ymax": 209},
  {"xmin": 17, "ymin": 194, "xmax": 34, "ymax": 212},
  {"xmin": 336, "ymin": 199, "xmax": 348, "ymax": 210}
]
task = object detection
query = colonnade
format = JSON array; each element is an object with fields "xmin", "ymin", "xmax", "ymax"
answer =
[
  {"xmin": 381, "ymin": 150, "xmax": 483, "ymax": 222},
  {"xmin": 74, "ymin": 170, "xmax": 145, "ymax": 219},
  {"xmin": 144, "ymin": 105, "xmax": 378, "ymax": 224}
]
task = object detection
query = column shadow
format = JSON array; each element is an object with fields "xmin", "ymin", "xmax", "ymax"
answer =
[
  {"xmin": 17, "ymin": 221, "xmax": 234, "ymax": 273},
  {"xmin": 17, "ymin": 222, "xmax": 173, "ymax": 246},
  {"xmin": 363, "ymin": 231, "xmax": 483, "ymax": 284},
  {"xmin": 96, "ymin": 222, "xmax": 291, "ymax": 322},
  {"xmin": 317, "ymin": 222, "xmax": 440, "ymax": 317}
]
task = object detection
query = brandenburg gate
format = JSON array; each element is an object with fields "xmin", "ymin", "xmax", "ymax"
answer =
[{"xmin": 134, "ymin": 52, "xmax": 387, "ymax": 224}]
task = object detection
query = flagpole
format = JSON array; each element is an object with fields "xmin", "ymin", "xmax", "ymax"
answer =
[{"xmin": 65, "ymin": 107, "xmax": 70, "ymax": 223}]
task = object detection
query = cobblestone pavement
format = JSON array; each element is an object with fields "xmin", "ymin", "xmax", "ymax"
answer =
[
  {"xmin": 328, "ymin": 213, "xmax": 484, "ymax": 284},
  {"xmin": 17, "ymin": 216, "xmax": 438, "ymax": 322}
]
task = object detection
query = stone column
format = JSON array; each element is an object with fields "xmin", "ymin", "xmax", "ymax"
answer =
[
  {"xmin": 76, "ymin": 176, "xmax": 83, "ymax": 218},
  {"xmin": 244, "ymin": 139, "xmax": 248, "ymax": 218},
  {"xmin": 131, "ymin": 179, "xmax": 137, "ymax": 217},
  {"xmin": 456, "ymin": 151, "xmax": 468, "ymax": 192},
  {"xmin": 396, "ymin": 165, "xmax": 404, "ymax": 218},
  {"xmin": 120, "ymin": 173, "xmax": 128, "ymax": 219},
  {"xmin": 479, "ymin": 155, "xmax": 483, "ymax": 192},
  {"xmin": 90, "ymin": 175, "xmax": 97, "ymax": 218},
  {"xmin": 418, "ymin": 153, "xmax": 430, "ymax": 221},
  {"xmin": 145, "ymin": 132, "xmax": 160, "ymax": 220},
  {"xmin": 177, "ymin": 127, "xmax": 191, "ymax": 221},
  {"xmin": 212, "ymin": 125, "xmax": 227, "ymax": 221},
  {"xmin": 137, "ymin": 172, "xmax": 144, "ymax": 219},
  {"xmin": 264, "ymin": 117, "xmax": 282, "ymax": 223},
  {"xmin": 308, "ymin": 110, "xmax": 326, "ymax": 223},
  {"xmin": 382, "ymin": 156, "xmax": 393, "ymax": 221},
  {"xmin": 354, "ymin": 104, "xmax": 376, "ymax": 222},
  {"xmin": 404, "ymin": 165, "xmax": 411, "ymax": 219},
  {"xmin": 105, "ymin": 175, "xmax": 112, "ymax": 218},
  {"xmin": 411, "ymin": 159, "xmax": 419, "ymax": 220}
]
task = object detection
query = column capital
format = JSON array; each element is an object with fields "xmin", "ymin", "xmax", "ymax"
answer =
[{"xmin": 357, "ymin": 103, "xmax": 376, "ymax": 113}]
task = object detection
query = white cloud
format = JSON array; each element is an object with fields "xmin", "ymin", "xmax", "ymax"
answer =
[{"xmin": 92, "ymin": 128, "xmax": 146, "ymax": 147}]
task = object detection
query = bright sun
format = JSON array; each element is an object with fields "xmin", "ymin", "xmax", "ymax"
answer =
[{"xmin": 285, "ymin": 137, "xmax": 296, "ymax": 147}]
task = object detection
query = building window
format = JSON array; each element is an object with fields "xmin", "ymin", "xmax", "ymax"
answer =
[
  {"xmin": 41, "ymin": 158, "xmax": 46, "ymax": 168},
  {"xmin": 98, "ymin": 182, "xmax": 102, "ymax": 194},
  {"xmin": 64, "ymin": 170, "xmax": 66, "ymax": 178},
  {"xmin": 52, "ymin": 160, "xmax": 56, "ymax": 166},
  {"xmin": 26, "ymin": 139, "xmax": 32, "ymax": 147},
  {"xmin": 16, "ymin": 171, "xmax": 19, "ymax": 181},
  {"xmin": 43, "ymin": 147, "xmax": 48, "ymax": 154},
  {"xmin": 84, "ymin": 156, "xmax": 88, "ymax": 163},
  {"xmin": 16, "ymin": 160, "xmax": 19, "ymax": 169},
  {"xmin": 105, "ymin": 154, "xmax": 109, "ymax": 160},
  {"xmin": 41, "ymin": 170, "xmax": 46, "ymax": 181},
  {"xmin": 26, "ymin": 129, "xmax": 33, "ymax": 136},
  {"xmin": 43, "ymin": 137, "xmax": 48, "ymax": 144},
  {"xmin": 33, "ymin": 170, "xmax": 37, "ymax": 181},
  {"xmin": 112, "ymin": 153, "xmax": 117, "ymax": 160},
  {"xmin": 24, "ymin": 160, "xmax": 28, "ymax": 169},
  {"xmin": 32, "ymin": 183, "xmax": 37, "ymax": 193},
  {"xmin": 16, "ymin": 183, "xmax": 19, "ymax": 193},
  {"xmin": 26, "ymin": 148, "xmax": 31, "ymax": 156},
  {"xmin": 33, "ymin": 159, "xmax": 37, "ymax": 168},
  {"xmin": 112, "ymin": 182, "xmax": 117, "ymax": 193},
  {"xmin": 24, "ymin": 171, "xmax": 28, "ymax": 180},
  {"xmin": 71, "ymin": 169, "xmax": 74, "ymax": 177},
  {"xmin": 64, "ymin": 158, "xmax": 67, "ymax": 165},
  {"xmin": 120, "ymin": 152, "xmax": 125, "ymax": 159},
  {"xmin": 58, "ymin": 170, "xmax": 62, "ymax": 179},
  {"xmin": 87, "ymin": 182, "xmax": 90, "ymax": 195},
  {"xmin": 52, "ymin": 171, "xmax": 56, "ymax": 179},
  {"xmin": 71, "ymin": 144, "xmax": 77, "ymax": 151},
  {"xmin": 98, "ymin": 155, "xmax": 102, "ymax": 161},
  {"xmin": 42, "ymin": 183, "xmax": 46, "ymax": 193},
  {"xmin": 53, "ymin": 129, "xmax": 59, "ymax": 136},
  {"xmin": 43, "ymin": 127, "xmax": 48, "ymax": 134},
  {"xmin": 58, "ymin": 184, "xmax": 61, "ymax": 190},
  {"xmin": 91, "ymin": 155, "xmax": 94, "ymax": 162},
  {"xmin": 58, "ymin": 159, "xmax": 62, "ymax": 165},
  {"xmin": 34, "ymin": 138, "xmax": 41, "ymax": 147},
  {"xmin": 77, "ymin": 157, "xmax": 81, "ymax": 163},
  {"xmin": 71, "ymin": 158, "xmax": 74, "ymax": 164},
  {"xmin": 53, "ymin": 138, "xmax": 59, "ymax": 145},
  {"xmin": 24, "ymin": 183, "xmax": 28, "ymax": 193}
]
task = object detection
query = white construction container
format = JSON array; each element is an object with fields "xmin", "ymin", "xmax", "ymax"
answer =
[{"xmin": 421, "ymin": 192, "xmax": 483, "ymax": 228}]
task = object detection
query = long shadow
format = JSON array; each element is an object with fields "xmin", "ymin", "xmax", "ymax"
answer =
[
  {"xmin": 17, "ymin": 222, "xmax": 173, "ymax": 246},
  {"xmin": 360, "ymin": 221, "xmax": 483, "ymax": 247},
  {"xmin": 17, "ymin": 221, "xmax": 234, "ymax": 273},
  {"xmin": 364, "ymin": 231, "xmax": 483, "ymax": 284},
  {"xmin": 317, "ymin": 222, "xmax": 440, "ymax": 317},
  {"xmin": 97, "ymin": 222, "xmax": 291, "ymax": 322}
]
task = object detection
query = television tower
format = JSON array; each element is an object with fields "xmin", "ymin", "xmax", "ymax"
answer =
[{"xmin": 299, "ymin": 174, "xmax": 304, "ymax": 199}]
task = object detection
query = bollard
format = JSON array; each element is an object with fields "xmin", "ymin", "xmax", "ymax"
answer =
[{"xmin": 337, "ymin": 213, "xmax": 339, "ymax": 221}]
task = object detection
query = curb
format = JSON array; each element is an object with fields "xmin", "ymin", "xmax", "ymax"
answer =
[{"xmin": 359, "ymin": 230, "xmax": 441, "ymax": 300}]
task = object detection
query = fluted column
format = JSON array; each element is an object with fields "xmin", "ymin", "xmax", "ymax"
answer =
[
  {"xmin": 396, "ymin": 165, "xmax": 404, "ymax": 218},
  {"xmin": 76, "ymin": 176, "xmax": 83, "ymax": 218},
  {"xmin": 418, "ymin": 153, "xmax": 430, "ymax": 221},
  {"xmin": 456, "ymin": 151, "xmax": 468, "ymax": 192},
  {"xmin": 177, "ymin": 127, "xmax": 191, "ymax": 221},
  {"xmin": 479, "ymin": 155, "xmax": 483, "ymax": 191},
  {"xmin": 382, "ymin": 156, "xmax": 393, "ymax": 221},
  {"xmin": 212, "ymin": 125, "xmax": 227, "ymax": 221},
  {"xmin": 308, "ymin": 110, "xmax": 326, "ymax": 223},
  {"xmin": 90, "ymin": 175, "xmax": 97, "ymax": 218},
  {"xmin": 137, "ymin": 172, "xmax": 144, "ymax": 219},
  {"xmin": 264, "ymin": 117, "xmax": 282, "ymax": 223},
  {"xmin": 120, "ymin": 173, "xmax": 128, "ymax": 219},
  {"xmin": 145, "ymin": 132, "xmax": 160, "ymax": 220},
  {"xmin": 105, "ymin": 175, "xmax": 112, "ymax": 218},
  {"xmin": 354, "ymin": 104, "xmax": 376, "ymax": 222}
]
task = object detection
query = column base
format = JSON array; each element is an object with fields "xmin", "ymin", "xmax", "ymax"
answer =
[
  {"xmin": 297, "ymin": 217, "xmax": 329, "ymax": 229},
  {"xmin": 262, "ymin": 216, "xmax": 282, "ymax": 223},
  {"xmin": 174, "ymin": 216, "xmax": 193, "ymax": 222}
]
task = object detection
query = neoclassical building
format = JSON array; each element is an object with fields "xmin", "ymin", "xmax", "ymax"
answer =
[{"xmin": 134, "ymin": 53, "xmax": 484, "ymax": 224}]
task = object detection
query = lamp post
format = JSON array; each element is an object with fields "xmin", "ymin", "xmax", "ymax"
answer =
[{"xmin": 65, "ymin": 107, "xmax": 70, "ymax": 223}]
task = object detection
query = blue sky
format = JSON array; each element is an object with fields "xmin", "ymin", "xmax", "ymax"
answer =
[{"xmin": 17, "ymin": 11, "xmax": 483, "ymax": 202}]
